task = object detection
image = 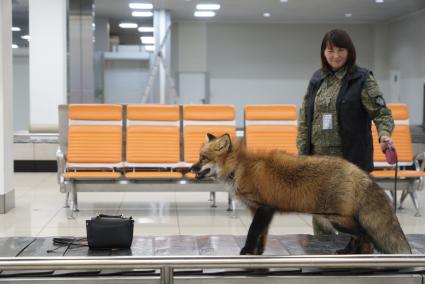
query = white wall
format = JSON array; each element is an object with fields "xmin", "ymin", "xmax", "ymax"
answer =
[
  {"xmin": 176, "ymin": 22, "xmax": 376, "ymax": 126},
  {"xmin": 13, "ymin": 50, "xmax": 29, "ymax": 131},
  {"xmin": 104, "ymin": 59, "xmax": 150, "ymax": 104},
  {"xmin": 11, "ymin": 16, "xmax": 424, "ymax": 130},
  {"xmin": 373, "ymin": 24, "xmax": 390, "ymax": 98},
  {"xmin": 387, "ymin": 10, "xmax": 425, "ymax": 125}
]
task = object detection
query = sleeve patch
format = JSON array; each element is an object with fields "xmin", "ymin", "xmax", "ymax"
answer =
[{"xmin": 375, "ymin": 96, "xmax": 386, "ymax": 107}]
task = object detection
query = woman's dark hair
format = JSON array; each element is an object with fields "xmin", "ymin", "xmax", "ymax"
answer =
[{"xmin": 320, "ymin": 29, "xmax": 357, "ymax": 73}]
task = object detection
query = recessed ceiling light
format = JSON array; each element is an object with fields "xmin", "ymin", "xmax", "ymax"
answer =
[
  {"xmin": 21, "ymin": 35, "xmax": 30, "ymax": 41},
  {"xmin": 12, "ymin": 44, "xmax": 18, "ymax": 49},
  {"xmin": 132, "ymin": 11, "xmax": 153, "ymax": 17},
  {"xmin": 263, "ymin": 12, "xmax": 271, "ymax": 17},
  {"xmin": 376, "ymin": 0, "xmax": 384, "ymax": 3},
  {"xmin": 280, "ymin": 0, "xmax": 288, "ymax": 2},
  {"xmin": 119, "ymin": 22, "xmax": 138, "ymax": 29},
  {"xmin": 196, "ymin": 3, "xmax": 221, "ymax": 10},
  {"xmin": 345, "ymin": 13, "xmax": 352, "ymax": 17},
  {"xmin": 140, "ymin": 36, "xmax": 155, "ymax": 44},
  {"xmin": 194, "ymin": 11, "xmax": 216, "ymax": 17},
  {"xmin": 138, "ymin": 26, "xmax": 155, "ymax": 32},
  {"xmin": 145, "ymin": 45, "xmax": 155, "ymax": 52},
  {"xmin": 129, "ymin": 3, "xmax": 153, "ymax": 9},
  {"xmin": 12, "ymin": 27, "xmax": 21, "ymax": 32}
]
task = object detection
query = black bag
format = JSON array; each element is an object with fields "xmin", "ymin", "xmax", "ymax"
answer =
[{"xmin": 86, "ymin": 214, "xmax": 134, "ymax": 249}]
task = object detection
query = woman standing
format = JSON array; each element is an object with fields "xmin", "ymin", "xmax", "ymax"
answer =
[{"xmin": 297, "ymin": 29, "xmax": 395, "ymax": 235}]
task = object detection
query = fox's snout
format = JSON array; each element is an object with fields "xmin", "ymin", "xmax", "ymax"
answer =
[
  {"xmin": 189, "ymin": 161, "xmax": 214, "ymax": 180},
  {"xmin": 196, "ymin": 168, "xmax": 211, "ymax": 179}
]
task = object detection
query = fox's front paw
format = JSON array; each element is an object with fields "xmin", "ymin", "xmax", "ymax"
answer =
[
  {"xmin": 240, "ymin": 246, "xmax": 255, "ymax": 255},
  {"xmin": 335, "ymin": 248, "xmax": 352, "ymax": 254}
]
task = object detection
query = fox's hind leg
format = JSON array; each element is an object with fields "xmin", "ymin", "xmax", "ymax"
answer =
[
  {"xmin": 240, "ymin": 205, "xmax": 275, "ymax": 255},
  {"xmin": 335, "ymin": 235, "xmax": 373, "ymax": 254},
  {"xmin": 326, "ymin": 215, "xmax": 373, "ymax": 254},
  {"xmin": 358, "ymin": 182, "xmax": 411, "ymax": 254}
]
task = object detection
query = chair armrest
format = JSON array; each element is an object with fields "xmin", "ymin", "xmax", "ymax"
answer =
[
  {"xmin": 414, "ymin": 152, "xmax": 425, "ymax": 171},
  {"xmin": 414, "ymin": 152, "xmax": 425, "ymax": 191}
]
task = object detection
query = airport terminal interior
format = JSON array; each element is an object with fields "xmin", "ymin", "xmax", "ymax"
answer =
[{"xmin": 1, "ymin": 0, "xmax": 425, "ymax": 283}]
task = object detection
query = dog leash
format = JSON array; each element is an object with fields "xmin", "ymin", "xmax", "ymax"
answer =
[
  {"xmin": 47, "ymin": 237, "xmax": 88, "ymax": 256},
  {"xmin": 383, "ymin": 141, "xmax": 398, "ymax": 212},
  {"xmin": 394, "ymin": 159, "xmax": 398, "ymax": 212}
]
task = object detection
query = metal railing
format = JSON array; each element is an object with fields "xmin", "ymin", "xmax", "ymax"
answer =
[{"xmin": 1, "ymin": 255, "xmax": 425, "ymax": 284}]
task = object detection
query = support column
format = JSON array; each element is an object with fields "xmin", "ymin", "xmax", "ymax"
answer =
[
  {"xmin": 0, "ymin": 0, "xmax": 15, "ymax": 213},
  {"xmin": 29, "ymin": 0, "xmax": 67, "ymax": 132},
  {"xmin": 93, "ymin": 17, "xmax": 110, "ymax": 103},
  {"xmin": 154, "ymin": 10, "xmax": 171, "ymax": 104},
  {"xmin": 68, "ymin": 0, "xmax": 95, "ymax": 103}
]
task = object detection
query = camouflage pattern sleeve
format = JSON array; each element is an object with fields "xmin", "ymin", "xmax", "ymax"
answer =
[
  {"xmin": 297, "ymin": 90, "xmax": 309, "ymax": 155},
  {"xmin": 361, "ymin": 74, "xmax": 394, "ymax": 139}
]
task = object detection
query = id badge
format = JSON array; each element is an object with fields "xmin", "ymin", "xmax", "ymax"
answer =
[{"xmin": 322, "ymin": 113, "xmax": 333, "ymax": 130}]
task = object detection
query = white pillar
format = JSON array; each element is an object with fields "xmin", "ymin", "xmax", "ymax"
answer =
[
  {"xmin": 29, "ymin": 0, "xmax": 67, "ymax": 132},
  {"xmin": 0, "ymin": 0, "xmax": 15, "ymax": 213},
  {"xmin": 154, "ymin": 10, "xmax": 171, "ymax": 104}
]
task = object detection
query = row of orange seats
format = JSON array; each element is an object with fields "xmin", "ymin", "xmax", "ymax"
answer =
[{"xmin": 63, "ymin": 103, "xmax": 416, "ymax": 181}]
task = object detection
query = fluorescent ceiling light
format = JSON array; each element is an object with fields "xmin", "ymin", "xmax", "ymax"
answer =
[
  {"xmin": 138, "ymin": 26, "xmax": 154, "ymax": 32},
  {"xmin": 194, "ymin": 11, "xmax": 215, "ymax": 17},
  {"xmin": 140, "ymin": 36, "xmax": 155, "ymax": 44},
  {"xmin": 263, "ymin": 12, "xmax": 271, "ymax": 17},
  {"xmin": 132, "ymin": 11, "xmax": 153, "ymax": 17},
  {"xmin": 129, "ymin": 3, "xmax": 153, "ymax": 9},
  {"xmin": 145, "ymin": 45, "xmax": 155, "ymax": 52},
  {"xmin": 376, "ymin": 0, "xmax": 384, "ymax": 3},
  {"xmin": 12, "ymin": 27, "xmax": 21, "ymax": 32},
  {"xmin": 21, "ymin": 35, "xmax": 30, "ymax": 41},
  {"xmin": 119, "ymin": 22, "xmax": 138, "ymax": 29},
  {"xmin": 280, "ymin": 0, "xmax": 288, "ymax": 2},
  {"xmin": 345, "ymin": 13, "xmax": 352, "ymax": 17},
  {"xmin": 12, "ymin": 44, "xmax": 18, "ymax": 49},
  {"xmin": 196, "ymin": 3, "xmax": 221, "ymax": 10}
]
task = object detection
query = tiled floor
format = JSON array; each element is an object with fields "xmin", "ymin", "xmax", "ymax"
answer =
[{"xmin": 2, "ymin": 172, "xmax": 425, "ymax": 238}]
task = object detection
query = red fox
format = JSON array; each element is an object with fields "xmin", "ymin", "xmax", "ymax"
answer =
[{"xmin": 191, "ymin": 133, "xmax": 411, "ymax": 255}]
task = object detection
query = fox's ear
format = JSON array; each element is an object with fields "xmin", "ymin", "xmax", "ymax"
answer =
[
  {"xmin": 215, "ymin": 133, "xmax": 232, "ymax": 152},
  {"xmin": 206, "ymin": 133, "xmax": 216, "ymax": 142}
]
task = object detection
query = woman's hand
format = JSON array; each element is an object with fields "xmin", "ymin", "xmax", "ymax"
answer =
[{"xmin": 379, "ymin": 135, "xmax": 393, "ymax": 153}]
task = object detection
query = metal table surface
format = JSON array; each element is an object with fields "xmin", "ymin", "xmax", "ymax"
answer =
[{"xmin": 1, "ymin": 234, "xmax": 425, "ymax": 279}]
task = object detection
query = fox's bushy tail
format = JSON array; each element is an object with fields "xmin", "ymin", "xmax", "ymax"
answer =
[{"xmin": 358, "ymin": 182, "xmax": 411, "ymax": 254}]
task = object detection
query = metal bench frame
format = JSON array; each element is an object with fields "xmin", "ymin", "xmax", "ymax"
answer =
[{"xmin": 57, "ymin": 105, "xmax": 236, "ymax": 219}]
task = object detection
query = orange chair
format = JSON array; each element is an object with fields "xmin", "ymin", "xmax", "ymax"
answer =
[
  {"xmin": 183, "ymin": 105, "xmax": 236, "ymax": 164},
  {"xmin": 63, "ymin": 104, "xmax": 123, "ymax": 180},
  {"xmin": 371, "ymin": 104, "xmax": 425, "ymax": 216},
  {"xmin": 124, "ymin": 104, "xmax": 183, "ymax": 180},
  {"xmin": 244, "ymin": 105, "xmax": 298, "ymax": 155}
]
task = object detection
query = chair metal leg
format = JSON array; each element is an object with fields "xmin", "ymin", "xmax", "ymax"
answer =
[
  {"xmin": 72, "ymin": 188, "xmax": 79, "ymax": 212},
  {"xmin": 64, "ymin": 192, "xmax": 70, "ymax": 208},
  {"xmin": 408, "ymin": 190, "xmax": 421, "ymax": 217},
  {"xmin": 227, "ymin": 193, "xmax": 234, "ymax": 212},
  {"xmin": 210, "ymin": 192, "xmax": 217, "ymax": 208},
  {"xmin": 398, "ymin": 189, "xmax": 408, "ymax": 210},
  {"xmin": 208, "ymin": 192, "xmax": 214, "ymax": 201},
  {"xmin": 227, "ymin": 194, "xmax": 237, "ymax": 218},
  {"xmin": 68, "ymin": 186, "xmax": 79, "ymax": 219}
]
